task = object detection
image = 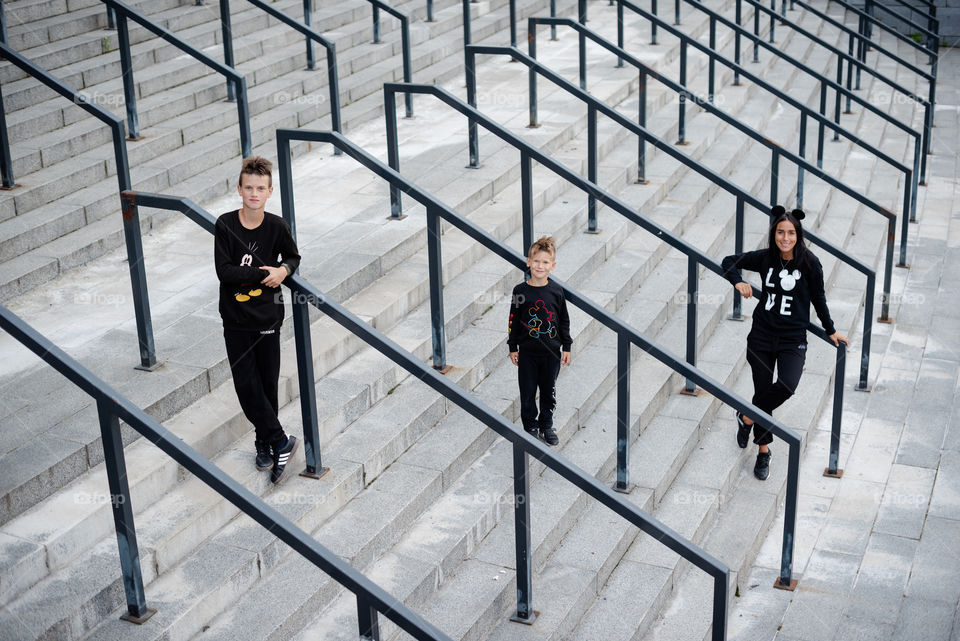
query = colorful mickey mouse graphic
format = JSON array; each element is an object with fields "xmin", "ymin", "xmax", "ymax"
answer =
[{"xmin": 524, "ymin": 299, "xmax": 558, "ymax": 339}]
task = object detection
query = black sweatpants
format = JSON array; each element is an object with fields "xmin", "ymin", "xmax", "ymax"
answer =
[
  {"xmin": 744, "ymin": 331, "xmax": 807, "ymax": 445},
  {"xmin": 518, "ymin": 350, "xmax": 562, "ymax": 432},
  {"xmin": 224, "ymin": 328, "xmax": 285, "ymax": 447}
]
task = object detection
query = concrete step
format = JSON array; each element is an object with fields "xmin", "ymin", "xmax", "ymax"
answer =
[
  {"xmin": 0, "ymin": 0, "xmax": 558, "ymax": 299},
  {"xmin": 0, "ymin": 0, "xmax": 737, "ymax": 524}
]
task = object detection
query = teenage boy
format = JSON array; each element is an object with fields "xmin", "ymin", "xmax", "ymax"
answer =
[
  {"xmin": 508, "ymin": 236, "xmax": 572, "ymax": 446},
  {"xmin": 215, "ymin": 156, "xmax": 301, "ymax": 483}
]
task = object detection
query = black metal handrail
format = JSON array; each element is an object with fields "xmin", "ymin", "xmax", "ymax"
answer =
[
  {"xmin": 365, "ymin": 0, "xmax": 415, "ymax": 117},
  {"xmin": 865, "ymin": 0, "xmax": 939, "ymax": 41},
  {"xmin": 122, "ymin": 177, "xmax": 730, "ymax": 636},
  {"xmin": 0, "ymin": 301, "xmax": 451, "ymax": 641},
  {"xmin": 455, "ymin": 43, "xmax": 876, "ymax": 389},
  {"xmin": 383, "ymin": 82, "xmax": 854, "ymax": 594},
  {"xmin": 614, "ymin": 0, "xmax": 923, "ymax": 237},
  {"xmin": 735, "ymin": 0, "xmax": 935, "ymax": 185},
  {"xmin": 525, "ymin": 17, "xmax": 905, "ymax": 330},
  {"xmin": 869, "ymin": 0, "xmax": 939, "ymax": 36},
  {"xmin": 99, "ymin": 0, "xmax": 252, "ymax": 157},
  {"xmin": 788, "ymin": 0, "xmax": 933, "ymax": 82},
  {"xmin": 0, "ymin": 41, "xmax": 157, "ymax": 370},
  {"xmin": 827, "ymin": 0, "xmax": 936, "ymax": 60},
  {"xmin": 284, "ymin": 130, "xmax": 743, "ymax": 633},
  {"xmin": 222, "ymin": 0, "xmax": 342, "ymax": 149}
]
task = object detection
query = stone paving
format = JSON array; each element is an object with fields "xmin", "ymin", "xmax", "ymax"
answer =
[{"xmin": 727, "ymin": 47, "xmax": 960, "ymax": 641}]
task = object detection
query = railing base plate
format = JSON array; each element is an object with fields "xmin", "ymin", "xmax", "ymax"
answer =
[
  {"xmin": 679, "ymin": 386, "xmax": 703, "ymax": 396},
  {"xmin": 773, "ymin": 578, "xmax": 798, "ymax": 591},
  {"xmin": 613, "ymin": 482, "xmax": 635, "ymax": 494},
  {"xmin": 727, "ymin": 314, "xmax": 745, "ymax": 322},
  {"xmin": 134, "ymin": 360, "xmax": 164, "ymax": 372},
  {"xmin": 675, "ymin": 140, "xmax": 691, "ymax": 146},
  {"xmin": 584, "ymin": 228, "xmax": 602, "ymax": 235},
  {"xmin": 896, "ymin": 263, "xmax": 910, "ymax": 269},
  {"xmin": 526, "ymin": 123, "xmax": 541, "ymax": 129},
  {"xmin": 386, "ymin": 214, "xmax": 408, "ymax": 221},
  {"xmin": 300, "ymin": 466, "xmax": 330, "ymax": 480},
  {"xmin": 510, "ymin": 610, "xmax": 539, "ymax": 625},
  {"xmin": 635, "ymin": 179, "xmax": 649, "ymax": 185},
  {"xmin": 823, "ymin": 467, "xmax": 844, "ymax": 478},
  {"xmin": 120, "ymin": 608, "xmax": 157, "ymax": 625},
  {"xmin": 877, "ymin": 316, "xmax": 894, "ymax": 324}
]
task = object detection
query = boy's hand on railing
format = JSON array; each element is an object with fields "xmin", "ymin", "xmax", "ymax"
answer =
[
  {"xmin": 829, "ymin": 331, "xmax": 849, "ymax": 347},
  {"xmin": 259, "ymin": 266, "xmax": 287, "ymax": 288},
  {"xmin": 735, "ymin": 282, "xmax": 753, "ymax": 298}
]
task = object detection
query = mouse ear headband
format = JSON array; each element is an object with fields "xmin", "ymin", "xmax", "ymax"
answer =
[{"xmin": 770, "ymin": 205, "xmax": 806, "ymax": 221}]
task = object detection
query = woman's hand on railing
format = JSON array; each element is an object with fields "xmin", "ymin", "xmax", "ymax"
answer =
[{"xmin": 735, "ymin": 281, "xmax": 753, "ymax": 298}]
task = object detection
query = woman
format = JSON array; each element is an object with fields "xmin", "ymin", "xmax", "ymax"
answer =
[{"xmin": 721, "ymin": 206, "xmax": 848, "ymax": 480}]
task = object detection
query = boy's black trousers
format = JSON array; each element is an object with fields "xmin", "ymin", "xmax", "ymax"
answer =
[
  {"xmin": 224, "ymin": 328, "xmax": 285, "ymax": 447},
  {"xmin": 518, "ymin": 350, "xmax": 562, "ymax": 432},
  {"xmin": 744, "ymin": 331, "xmax": 807, "ymax": 445}
]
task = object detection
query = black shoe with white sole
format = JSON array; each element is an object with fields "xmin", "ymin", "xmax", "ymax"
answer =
[
  {"xmin": 736, "ymin": 412, "xmax": 751, "ymax": 449},
  {"xmin": 754, "ymin": 449, "xmax": 771, "ymax": 481},
  {"xmin": 271, "ymin": 435, "xmax": 299, "ymax": 484}
]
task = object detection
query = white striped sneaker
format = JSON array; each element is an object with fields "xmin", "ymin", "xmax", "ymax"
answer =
[{"xmin": 271, "ymin": 435, "xmax": 299, "ymax": 484}]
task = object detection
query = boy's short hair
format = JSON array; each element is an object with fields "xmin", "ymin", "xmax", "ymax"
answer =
[
  {"xmin": 239, "ymin": 156, "xmax": 273, "ymax": 187},
  {"xmin": 528, "ymin": 235, "xmax": 556, "ymax": 259}
]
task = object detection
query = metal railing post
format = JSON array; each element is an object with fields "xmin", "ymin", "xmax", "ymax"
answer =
[
  {"xmin": 651, "ymin": 0, "xmax": 659, "ymax": 44},
  {"xmin": 614, "ymin": 332, "xmax": 632, "ymax": 492},
  {"xmin": 775, "ymin": 439, "xmax": 800, "ymax": 589},
  {"xmin": 899, "ymin": 174, "xmax": 912, "ymax": 267},
  {"xmin": 0, "ymin": 2, "xmax": 7, "ymax": 44},
  {"xmin": 731, "ymin": 198, "xmax": 744, "ymax": 320},
  {"xmin": 97, "ymin": 399, "xmax": 156, "ymax": 623},
  {"xmin": 816, "ymin": 84, "xmax": 826, "ymax": 169},
  {"xmin": 879, "ymin": 217, "xmax": 895, "ymax": 322},
  {"xmin": 372, "ymin": 4, "xmax": 381, "ymax": 43},
  {"xmin": 616, "ymin": 0, "xmax": 624, "ymax": 66},
  {"xmin": 357, "ymin": 595, "xmax": 381, "ymax": 640},
  {"xmin": 770, "ymin": 148, "xmax": 779, "ymax": 206},
  {"xmin": 550, "ymin": 0, "xmax": 558, "ymax": 40},
  {"xmin": 521, "ymin": 152, "xmax": 534, "ymax": 253},
  {"xmin": 859, "ymin": 275, "xmax": 874, "ymax": 390},
  {"xmin": 734, "ymin": 0, "xmax": 741, "ymax": 82},
  {"xmin": 638, "ymin": 71, "xmax": 647, "ymax": 183},
  {"xmin": 326, "ymin": 43, "xmax": 342, "ymax": 155},
  {"xmin": 401, "ymin": 15, "xmax": 413, "ymax": 117},
  {"xmin": 833, "ymin": 65, "xmax": 842, "ymax": 141},
  {"xmin": 684, "ymin": 257, "xmax": 698, "ymax": 394},
  {"xmin": 677, "ymin": 41, "xmax": 687, "ymax": 144},
  {"xmin": 708, "ymin": 17, "xmax": 716, "ymax": 100},
  {"xmin": 587, "ymin": 105, "xmax": 598, "ymax": 232},
  {"xmin": 304, "ymin": 0, "xmax": 315, "ymax": 69},
  {"xmin": 510, "ymin": 444, "xmax": 536, "ymax": 623},
  {"xmin": 769, "ymin": 0, "xmax": 775, "ymax": 42},
  {"xmin": 0, "ymin": 84, "xmax": 14, "ymax": 188},
  {"xmin": 579, "ymin": 27, "xmax": 587, "ymax": 89},
  {"xmin": 752, "ymin": 4, "xmax": 760, "ymax": 62},
  {"xmin": 674, "ymin": 0, "xmax": 680, "ymax": 24},
  {"xmin": 385, "ymin": 89, "xmax": 404, "ymax": 217},
  {"xmin": 427, "ymin": 0, "xmax": 434, "ymax": 21},
  {"xmin": 107, "ymin": 5, "xmax": 116, "ymax": 28},
  {"xmin": 464, "ymin": 8, "xmax": 480, "ymax": 167},
  {"xmin": 579, "ymin": 0, "xmax": 587, "ymax": 23},
  {"xmin": 824, "ymin": 343, "xmax": 846, "ymax": 477},
  {"xmin": 115, "ymin": 13, "xmax": 140, "ymax": 139},
  {"xmin": 277, "ymin": 134, "xmax": 325, "ymax": 476},
  {"xmin": 509, "ymin": 0, "xmax": 517, "ymax": 46},
  {"xmin": 797, "ymin": 114, "xmax": 806, "ymax": 209},
  {"xmin": 234, "ymin": 77, "xmax": 253, "ymax": 157},
  {"xmin": 712, "ymin": 571, "xmax": 729, "ymax": 641},
  {"xmin": 911, "ymin": 137, "xmax": 921, "ymax": 221},
  {"xmin": 220, "ymin": 0, "xmax": 237, "ymax": 101},
  {"xmin": 528, "ymin": 20, "xmax": 539, "ymax": 127},
  {"xmin": 427, "ymin": 206, "xmax": 447, "ymax": 371}
]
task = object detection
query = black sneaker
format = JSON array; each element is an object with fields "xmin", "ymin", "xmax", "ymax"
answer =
[
  {"xmin": 523, "ymin": 426, "xmax": 539, "ymax": 439},
  {"xmin": 540, "ymin": 427, "xmax": 559, "ymax": 446},
  {"xmin": 754, "ymin": 449, "xmax": 771, "ymax": 481},
  {"xmin": 736, "ymin": 412, "xmax": 751, "ymax": 449},
  {"xmin": 255, "ymin": 441, "xmax": 272, "ymax": 471},
  {"xmin": 271, "ymin": 435, "xmax": 299, "ymax": 484}
]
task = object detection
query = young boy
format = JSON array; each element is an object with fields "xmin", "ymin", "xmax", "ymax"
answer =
[
  {"xmin": 215, "ymin": 156, "xmax": 301, "ymax": 483},
  {"xmin": 508, "ymin": 236, "xmax": 572, "ymax": 446}
]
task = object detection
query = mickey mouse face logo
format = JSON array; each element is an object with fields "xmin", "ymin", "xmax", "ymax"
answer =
[{"xmin": 779, "ymin": 269, "xmax": 801, "ymax": 292}]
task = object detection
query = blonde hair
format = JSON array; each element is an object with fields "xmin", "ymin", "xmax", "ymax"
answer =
[{"xmin": 528, "ymin": 235, "xmax": 556, "ymax": 259}]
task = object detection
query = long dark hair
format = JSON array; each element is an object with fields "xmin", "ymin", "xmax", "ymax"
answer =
[{"xmin": 766, "ymin": 205, "xmax": 810, "ymax": 268}]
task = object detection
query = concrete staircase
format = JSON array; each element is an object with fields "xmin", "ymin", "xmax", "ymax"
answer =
[{"xmin": 0, "ymin": 0, "xmax": 931, "ymax": 639}]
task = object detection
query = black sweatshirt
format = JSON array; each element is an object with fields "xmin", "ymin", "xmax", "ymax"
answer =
[
  {"xmin": 721, "ymin": 249, "xmax": 835, "ymax": 340},
  {"xmin": 215, "ymin": 210, "xmax": 301, "ymax": 332},
  {"xmin": 507, "ymin": 280, "xmax": 572, "ymax": 354}
]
